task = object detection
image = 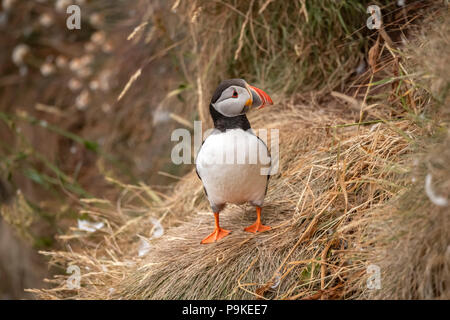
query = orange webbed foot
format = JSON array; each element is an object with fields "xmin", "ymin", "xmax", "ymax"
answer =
[
  {"xmin": 244, "ymin": 206, "xmax": 271, "ymax": 233},
  {"xmin": 244, "ymin": 222, "xmax": 271, "ymax": 233},
  {"xmin": 200, "ymin": 227, "xmax": 231, "ymax": 244},
  {"xmin": 200, "ymin": 212, "xmax": 231, "ymax": 244}
]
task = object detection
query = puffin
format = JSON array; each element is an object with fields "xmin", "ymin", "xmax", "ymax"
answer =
[{"xmin": 195, "ymin": 79, "xmax": 274, "ymax": 244}]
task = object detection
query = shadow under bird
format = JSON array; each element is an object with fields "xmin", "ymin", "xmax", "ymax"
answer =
[{"xmin": 196, "ymin": 79, "xmax": 274, "ymax": 244}]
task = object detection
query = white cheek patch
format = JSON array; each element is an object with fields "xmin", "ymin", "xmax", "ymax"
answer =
[
  {"xmin": 212, "ymin": 86, "xmax": 250, "ymax": 117},
  {"xmin": 213, "ymin": 97, "xmax": 246, "ymax": 116}
]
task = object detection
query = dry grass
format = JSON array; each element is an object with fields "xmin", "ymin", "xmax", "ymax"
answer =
[
  {"xmin": 362, "ymin": 136, "xmax": 450, "ymax": 299},
  {"xmin": 114, "ymin": 106, "xmax": 418, "ymax": 300},
  {"xmin": 30, "ymin": 94, "xmax": 419, "ymax": 299},
  {"xmin": 358, "ymin": 13, "xmax": 450, "ymax": 299},
  {"xmin": 29, "ymin": 96, "xmax": 424, "ymax": 299},
  {"xmin": 23, "ymin": 1, "xmax": 450, "ymax": 300},
  {"xmin": 177, "ymin": 0, "xmax": 438, "ymax": 124}
]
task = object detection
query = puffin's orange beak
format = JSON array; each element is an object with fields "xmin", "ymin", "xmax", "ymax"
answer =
[{"xmin": 247, "ymin": 85, "xmax": 273, "ymax": 109}]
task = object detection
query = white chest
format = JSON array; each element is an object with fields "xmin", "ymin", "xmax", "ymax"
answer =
[{"xmin": 196, "ymin": 129, "xmax": 270, "ymax": 208}]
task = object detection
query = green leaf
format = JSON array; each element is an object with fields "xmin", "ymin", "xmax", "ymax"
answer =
[{"xmin": 84, "ymin": 140, "xmax": 99, "ymax": 152}]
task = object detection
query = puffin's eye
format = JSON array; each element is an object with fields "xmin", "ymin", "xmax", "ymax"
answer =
[{"xmin": 232, "ymin": 90, "xmax": 238, "ymax": 98}]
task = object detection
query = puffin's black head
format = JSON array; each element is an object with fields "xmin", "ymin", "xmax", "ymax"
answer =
[{"xmin": 210, "ymin": 79, "xmax": 273, "ymax": 118}]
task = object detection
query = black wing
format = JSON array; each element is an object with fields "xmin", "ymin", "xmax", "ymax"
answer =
[
  {"xmin": 195, "ymin": 139, "xmax": 208, "ymax": 197},
  {"xmin": 255, "ymin": 134, "xmax": 271, "ymax": 196}
]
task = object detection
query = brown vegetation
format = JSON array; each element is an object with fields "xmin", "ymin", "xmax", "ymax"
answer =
[{"xmin": 0, "ymin": 0, "xmax": 448, "ymax": 299}]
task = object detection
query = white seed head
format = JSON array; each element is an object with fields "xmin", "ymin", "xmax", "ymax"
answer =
[
  {"xmin": 69, "ymin": 58, "xmax": 82, "ymax": 71},
  {"xmin": 12, "ymin": 44, "xmax": 29, "ymax": 66},
  {"xmin": 55, "ymin": 0, "xmax": 71, "ymax": 12},
  {"xmin": 89, "ymin": 80, "xmax": 99, "ymax": 91},
  {"xmin": 91, "ymin": 31, "xmax": 106, "ymax": 45},
  {"xmin": 101, "ymin": 103, "xmax": 111, "ymax": 113},
  {"xmin": 75, "ymin": 89, "xmax": 90, "ymax": 110},
  {"xmin": 68, "ymin": 78, "xmax": 82, "ymax": 91},
  {"xmin": 79, "ymin": 54, "xmax": 94, "ymax": 66},
  {"xmin": 89, "ymin": 13, "xmax": 103, "ymax": 27},
  {"xmin": 55, "ymin": 55, "xmax": 68, "ymax": 68},
  {"xmin": 40, "ymin": 62, "xmax": 56, "ymax": 76},
  {"xmin": 39, "ymin": 13, "xmax": 54, "ymax": 27}
]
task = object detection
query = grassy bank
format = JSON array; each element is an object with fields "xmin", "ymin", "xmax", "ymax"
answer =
[{"xmin": 26, "ymin": 1, "xmax": 449, "ymax": 299}]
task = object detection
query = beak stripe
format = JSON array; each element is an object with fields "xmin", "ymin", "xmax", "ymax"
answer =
[{"xmin": 249, "ymin": 85, "xmax": 273, "ymax": 109}]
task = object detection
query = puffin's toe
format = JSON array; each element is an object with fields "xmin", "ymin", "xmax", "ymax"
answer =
[
  {"xmin": 244, "ymin": 222, "xmax": 271, "ymax": 233},
  {"xmin": 200, "ymin": 227, "xmax": 231, "ymax": 244}
]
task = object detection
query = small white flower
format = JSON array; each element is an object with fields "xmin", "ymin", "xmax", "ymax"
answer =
[
  {"xmin": 39, "ymin": 13, "xmax": 54, "ymax": 27},
  {"xmin": 70, "ymin": 55, "xmax": 93, "ymax": 71},
  {"xmin": 55, "ymin": 0, "xmax": 71, "ymax": 12},
  {"xmin": 89, "ymin": 13, "xmax": 103, "ymax": 27},
  {"xmin": 79, "ymin": 54, "xmax": 93, "ymax": 66},
  {"xmin": 55, "ymin": 55, "xmax": 68, "ymax": 68},
  {"xmin": 40, "ymin": 62, "xmax": 55, "ymax": 76},
  {"xmin": 69, "ymin": 58, "xmax": 82, "ymax": 71},
  {"xmin": 70, "ymin": 55, "xmax": 93, "ymax": 78},
  {"xmin": 12, "ymin": 44, "xmax": 29, "ymax": 66},
  {"xmin": 91, "ymin": 31, "xmax": 106, "ymax": 46},
  {"xmin": 75, "ymin": 89, "xmax": 90, "ymax": 110},
  {"xmin": 101, "ymin": 103, "xmax": 111, "ymax": 113},
  {"xmin": 68, "ymin": 78, "xmax": 82, "ymax": 91},
  {"xmin": 89, "ymin": 80, "xmax": 99, "ymax": 91}
]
